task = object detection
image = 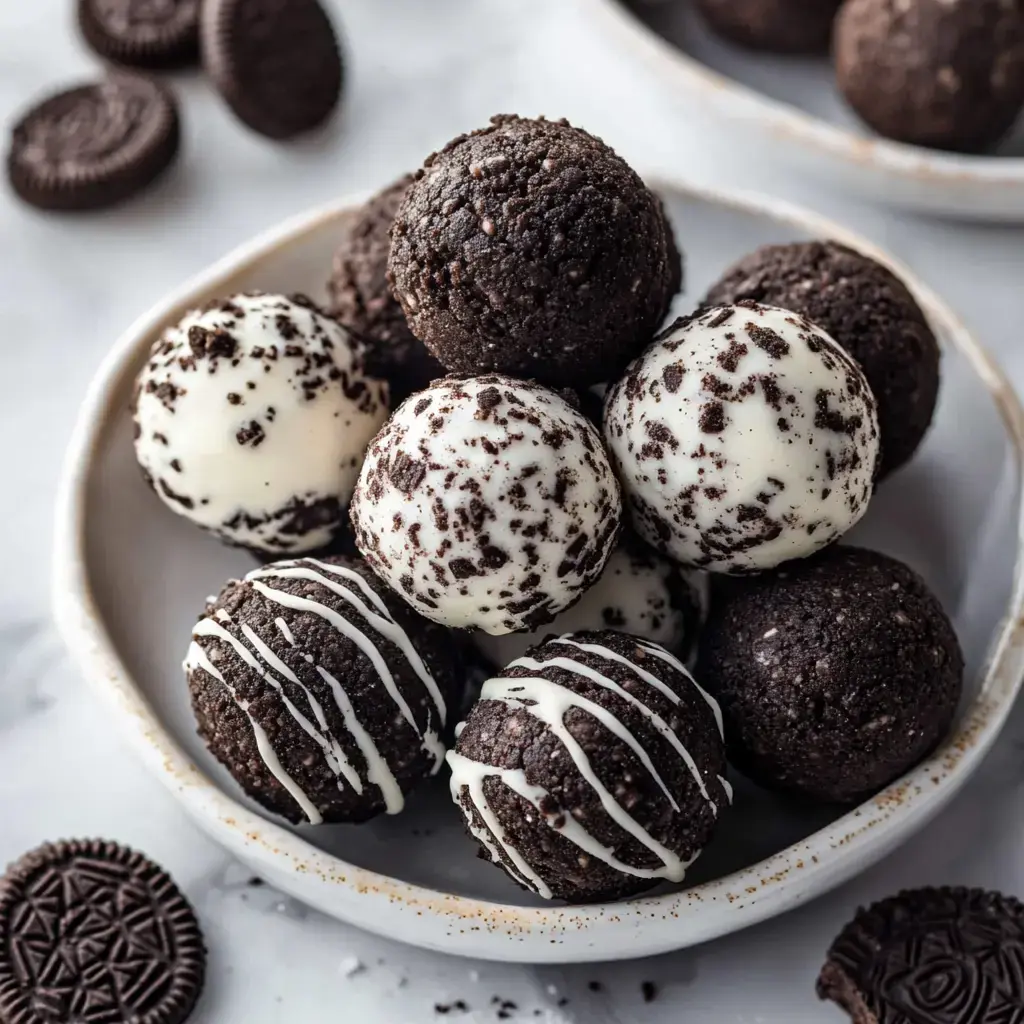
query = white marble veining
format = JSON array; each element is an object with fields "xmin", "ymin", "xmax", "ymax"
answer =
[{"xmin": 4, "ymin": 0, "xmax": 1024, "ymax": 1020}]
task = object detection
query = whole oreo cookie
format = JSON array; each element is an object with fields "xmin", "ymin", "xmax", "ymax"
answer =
[
  {"xmin": 818, "ymin": 887, "xmax": 1024, "ymax": 1022},
  {"xmin": 201, "ymin": 0, "xmax": 343, "ymax": 140},
  {"xmin": 0, "ymin": 839, "xmax": 205, "ymax": 1024},
  {"xmin": 6, "ymin": 73, "xmax": 180, "ymax": 211},
  {"xmin": 79, "ymin": 0, "xmax": 200, "ymax": 68}
]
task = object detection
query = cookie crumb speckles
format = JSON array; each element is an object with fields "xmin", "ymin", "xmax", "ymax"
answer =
[
  {"xmin": 698, "ymin": 546, "xmax": 963, "ymax": 804},
  {"xmin": 818, "ymin": 888, "xmax": 1024, "ymax": 1023},
  {"xmin": 448, "ymin": 630, "xmax": 728, "ymax": 903},
  {"xmin": 388, "ymin": 115, "xmax": 681, "ymax": 387},
  {"xmin": 473, "ymin": 532, "xmax": 706, "ymax": 669},
  {"xmin": 704, "ymin": 240, "xmax": 940, "ymax": 477},
  {"xmin": 132, "ymin": 292, "xmax": 388, "ymax": 554},
  {"xmin": 603, "ymin": 303, "xmax": 880, "ymax": 573},
  {"xmin": 186, "ymin": 554, "xmax": 460, "ymax": 825},
  {"xmin": 350, "ymin": 374, "xmax": 621, "ymax": 635}
]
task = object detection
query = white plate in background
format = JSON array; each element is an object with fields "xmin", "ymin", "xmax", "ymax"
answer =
[
  {"xmin": 54, "ymin": 180, "xmax": 1024, "ymax": 962},
  {"xmin": 584, "ymin": 0, "xmax": 1024, "ymax": 221}
]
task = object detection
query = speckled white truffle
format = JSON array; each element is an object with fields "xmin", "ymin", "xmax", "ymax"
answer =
[
  {"xmin": 133, "ymin": 293, "xmax": 389, "ymax": 554},
  {"xmin": 350, "ymin": 374, "xmax": 622, "ymax": 635},
  {"xmin": 473, "ymin": 535, "xmax": 707, "ymax": 668},
  {"xmin": 603, "ymin": 302, "xmax": 880, "ymax": 573}
]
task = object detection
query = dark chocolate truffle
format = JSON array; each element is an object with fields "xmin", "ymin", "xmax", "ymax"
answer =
[
  {"xmin": 818, "ymin": 887, "xmax": 1024, "ymax": 1023},
  {"xmin": 186, "ymin": 554, "xmax": 460, "ymax": 825},
  {"xmin": 387, "ymin": 115, "xmax": 680, "ymax": 387},
  {"xmin": 448, "ymin": 630, "xmax": 729, "ymax": 903},
  {"xmin": 834, "ymin": 0, "xmax": 1024, "ymax": 153},
  {"xmin": 696, "ymin": 0, "xmax": 842, "ymax": 53},
  {"xmin": 696, "ymin": 546, "xmax": 963, "ymax": 804},
  {"xmin": 703, "ymin": 241, "xmax": 940, "ymax": 477},
  {"xmin": 327, "ymin": 175, "xmax": 446, "ymax": 404}
]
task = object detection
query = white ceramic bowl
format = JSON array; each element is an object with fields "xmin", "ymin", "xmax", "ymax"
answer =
[
  {"xmin": 54, "ymin": 180, "xmax": 1024, "ymax": 963},
  {"xmin": 584, "ymin": 0, "xmax": 1024, "ymax": 221}
]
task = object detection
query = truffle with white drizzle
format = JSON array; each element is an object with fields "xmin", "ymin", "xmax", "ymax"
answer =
[
  {"xmin": 603, "ymin": 301, "xmax": 880, "ymax": 573},
  {"xmin": 350, "ymin": 374, "xmax": 622, "ymax": 634},
  {"xmin": 448, "ymin": 630, "xmax": 729, "ymax": 902},
  {"xmin": 185, "ymin": 554, "xmax": 460, "ymax": 825},
  {"xmin": 133, "ymin": 292, "xmax": 389, "ymax": 555},
  {"xmin": 473, "ymin": 532, "xmax": 707, "ymax": 670}
]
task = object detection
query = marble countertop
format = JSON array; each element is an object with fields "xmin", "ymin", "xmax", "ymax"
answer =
[{"xmin": 4, "ymin": 0, "xmax": 1024, "ymax": 1020}]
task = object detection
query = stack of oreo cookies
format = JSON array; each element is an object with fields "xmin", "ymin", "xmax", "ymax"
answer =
[{"xmin": 6, "ymin": 0, "xmax": 345, "ymax": 211}]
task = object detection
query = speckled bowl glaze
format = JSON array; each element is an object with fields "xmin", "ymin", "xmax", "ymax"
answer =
[
  {"xmin": 53, "ymin": 181, "xmax": 1024, "ymax": 963},
  {"xmin": 586, "ymin": 0, "xmax": 1024, "ymax": 221}
]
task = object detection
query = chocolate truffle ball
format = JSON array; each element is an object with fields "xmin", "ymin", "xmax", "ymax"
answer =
[
  {"xmin": 603, "ymin": 302, "xmax": 880, "ymax": 574},
  {"xmin": 448, "ymin": 630, "xmax": 729, "ymax": 902},
  {"xmin": 834, "ymin": 0, "xmax": 1024, "ymax": 153},
  {"xmin": 703, "ymin": 241, "xmax": 940, "ymax": 478},
  {"xmin": 327, "ymin": 175, "xmax": 446, "ymax": 404},
  {"xmin": 697, "ymin": 0, "xmax": 842, "ymax": 53},
  {"xmin": 133, "ymin": 293, "xmax": 388, "ymax": 555},
  {"xmin": 387, "ymin": 115, "xmax": 680, "ymax": 387},
  {"xmin": 473, "ymin": 532, "xmax": 706, "ymax": 670},
  {"xmin": 696, "ymin": 546, "xmax": 964, "ymax": 804},
  {"xmin": 185, "ymin": 554, "xmax": 460, "ymax": 824},
  {"xmin": 350, "ymin": 374, "xmax": 622, "ymax": 634}
]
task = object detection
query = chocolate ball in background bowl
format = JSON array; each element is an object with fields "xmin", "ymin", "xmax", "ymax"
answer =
[
  {"xmin": 833, "ymin": 0, "xmax": 1024, "ymax": 154},
  {"xmin": 696, "ymin": 546, "xmax": 964, "ymax": 805},
  {"xmin": 132, "ymin": 292, "xmax": 389, "ymax": 556},
  {"xmin": 387, "ymin": 114, "xmax": 681, "ymax": 387},
  {"xmin": 327, "ymin": 174, "xmax": 446, "ymax": 405},
  {"xmin": 696, "ymin": 0, "xmax": 843, "ymax": 54},
  {"xmin": 350, "ymin": 374, "xmax": 622, "ymax": 635},
  {"xmin": 448, "ymin": 630, "xmax": 729, "ymax": 903},
  {"xmin": 603, "ymin": 301, "xmax": 880, "ymax": 574},
  {"xmin": 472, "ymin": 531, "xmax": 706, "ymax": 671},
  {"xmin": 186, "ymin": 554, "xmax": 461, "ymax": 825},
  {"xmin": 703, "ymin": 241, "xmax": 940, "ymax": 479}
]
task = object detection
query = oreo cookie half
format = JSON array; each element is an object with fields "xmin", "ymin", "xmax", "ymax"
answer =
[
  {"xmin": 78, "ymin": 0, "xmax": 200, "ymax": 68},
  {"xmin": 6, "ymin": 73, "xmax": 181, "ymax": 212},
  {"xmin": 201, "ymin": 0, "xmax": 344, "ymax": 140},
  {"xmin": 0, "ymin": 838, "xmax": 206, "ymax": 1024},
  {"xmin": 818, "ymin": 887, "xmax": 1024, "ymax": 1022}
]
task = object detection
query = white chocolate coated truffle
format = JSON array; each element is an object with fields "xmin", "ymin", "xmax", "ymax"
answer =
[
  {"xmin": 603, "ymin": 302, "xmax": 880, "ymax": 573},
  {"xmin": 133, "ymin": 293, "xmax": 388, "ymax": 554},
  {"xmin": 350, "ymin": 375, "xmax": 622, "ymax": 634},
  {"xmin": 473, "ymin": 536, "xmax": 706, "ymax": 668}
]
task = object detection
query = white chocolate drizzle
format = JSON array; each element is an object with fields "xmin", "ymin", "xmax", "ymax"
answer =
[
  {"xmin": 185, "ymin": 559, "xmax": 447, "ymax": 823},
  {"xmin": 447, "ymin": 637, "xmax": 727, "ymax": 897}
]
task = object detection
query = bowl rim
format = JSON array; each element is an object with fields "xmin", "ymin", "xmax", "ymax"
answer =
[
  {"xmin": 52, "ymin": 178, "xmax": 1024, "ymax": 962},
  {"xmin": 582, "ymin": 0, "xmax": 1024, "ymax": 188}
]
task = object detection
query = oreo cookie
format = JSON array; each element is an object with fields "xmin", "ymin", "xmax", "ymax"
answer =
[
  {"xmin": 78, "ymin": 0, "xmax": 200, "ymax": 68},
  {"xmin": 201, "ymin": 0, "xmax": 343, "ymax": 140},
  {"xmin": 6, "ymin": 73, "xmax": 180, "ymax": 212},
  {"xmin": 0, "ymin": 839, "xmax": 205, "ymax": 1024},
  {"xmin": 818, "ymin": 887, "xmax": 1024, "ymax": 1022}
]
